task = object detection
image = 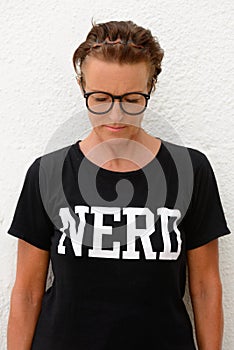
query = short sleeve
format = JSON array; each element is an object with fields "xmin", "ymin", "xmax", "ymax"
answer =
[
  {"xmin": 182, "ymin": 151, "xmax": 231, "ymax": 250},
  {"xmin": 7, "ymin": 158, "xmax": 54, "ymax": 251}
]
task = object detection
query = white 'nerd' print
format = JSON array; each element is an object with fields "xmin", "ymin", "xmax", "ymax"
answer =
[{"xmin": 57, "ymin": 206, "xmax": 182, "ymax": 260}]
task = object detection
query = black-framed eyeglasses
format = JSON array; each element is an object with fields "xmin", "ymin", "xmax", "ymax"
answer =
[{"xmin": 80, "ymin": 79, "xmax": 152, "ymax": 116}]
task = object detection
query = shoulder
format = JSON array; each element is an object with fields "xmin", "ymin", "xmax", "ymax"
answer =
[
  {"xmin": 161, "ymin": 138, "xmax": 211, "ymax": 172},
  {"xmin": 28, "ymin": 142, "xmax": 75, "ymax": 173},
  {"xmin": 20, "ymin": 143, "xmax": 76, "ymax": 192}
]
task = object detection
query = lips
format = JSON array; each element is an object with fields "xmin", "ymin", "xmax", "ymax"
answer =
[{"xmin": 105, "ymin": 125, "xmax": 126, "ymax": 131}]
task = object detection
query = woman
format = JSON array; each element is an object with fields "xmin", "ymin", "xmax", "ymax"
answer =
[{"xmin": 7, "ymin": 20, "xmax": 231, "ymax": 350}]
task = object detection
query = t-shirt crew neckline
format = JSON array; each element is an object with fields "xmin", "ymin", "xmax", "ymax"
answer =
[{"xmin": 72, "ymin": 137, "xmax": 164, "ymax": 176}]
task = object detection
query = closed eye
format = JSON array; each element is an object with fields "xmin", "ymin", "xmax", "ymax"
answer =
[
  {"xmin": 94, "ymin": 97, "xmax": 109, "ymax": 102},
  {"xmin": 125, "ymin": 98, "xmax": 140, "ymax": 103}
]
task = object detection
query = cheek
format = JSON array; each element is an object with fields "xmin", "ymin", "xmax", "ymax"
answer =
[
  {"xmin": 124, "ymin": 114, "xmax": 144, "ymax": 128},
  {"xmin": 87, "ymin": 113, "xmax": 107, "ymax": 128}
]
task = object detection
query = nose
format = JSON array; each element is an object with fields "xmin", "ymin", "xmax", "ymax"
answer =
[{"xmin": 108, "ymin": 101, "xmax": 125, "ymax": 123}]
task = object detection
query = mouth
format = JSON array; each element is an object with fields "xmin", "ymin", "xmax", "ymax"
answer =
[{"xmin": 104, "ymin": 125, "xmax": 126, "ymax": 131}]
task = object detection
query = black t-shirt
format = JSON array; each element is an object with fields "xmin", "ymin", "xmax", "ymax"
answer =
[{"xmin": 7, "ymin": 138, "xmax": 231, "ymax": 350}]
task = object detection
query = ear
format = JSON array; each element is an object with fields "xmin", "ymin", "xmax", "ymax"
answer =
[
  {"xmin": 75, "ymin": 75, "xmax": 81, "ymax": 86},
  {"xmin": 75, "ymin": 75, "xmax": 84, "ymax": 94},
  {"xmin": 148, "ymin": 78, "xmax": 156, "ymax": 94}
]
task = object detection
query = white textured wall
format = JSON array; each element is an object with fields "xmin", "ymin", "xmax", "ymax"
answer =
[{"xmin": 1, "ymin": 1, "xmax": 233, "ymax": 349}]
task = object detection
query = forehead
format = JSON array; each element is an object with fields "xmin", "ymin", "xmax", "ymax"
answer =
[{"xmin": 82, "ymin": 56, "xmax": 150, "ymax": 92}]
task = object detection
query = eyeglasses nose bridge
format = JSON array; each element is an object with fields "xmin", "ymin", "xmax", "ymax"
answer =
[{"xmin": 112, "ymin": 95, "xmax": 123, "ymax": 103}]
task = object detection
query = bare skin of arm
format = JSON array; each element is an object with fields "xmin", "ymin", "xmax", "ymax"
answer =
[
  {"xmin": 7, "ymin": 239, "xmax": 50, "ymax": 350},
  {"xmin": 187, "ymin": 239, "xmax": 223, "ymax": 350}
]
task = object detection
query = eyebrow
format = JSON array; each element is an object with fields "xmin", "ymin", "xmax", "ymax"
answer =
[{"xmin": 86, "ymin": 88, "xmax": 146, "ymax": 94}]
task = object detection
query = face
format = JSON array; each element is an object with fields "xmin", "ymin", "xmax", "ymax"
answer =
[{"xmin": 79, "ymin": 56, "xmax": 151, "ymax": 142}]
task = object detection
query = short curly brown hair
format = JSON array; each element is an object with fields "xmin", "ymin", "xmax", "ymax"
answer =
[{"xmin": 72, "ymin": 20, "xmax": 164, "ymax": 93}]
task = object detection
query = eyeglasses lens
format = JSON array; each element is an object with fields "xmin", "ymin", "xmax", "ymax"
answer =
[{"xmin": 87, "ymin": 93, "xmax": 147, "ymax": 115}]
